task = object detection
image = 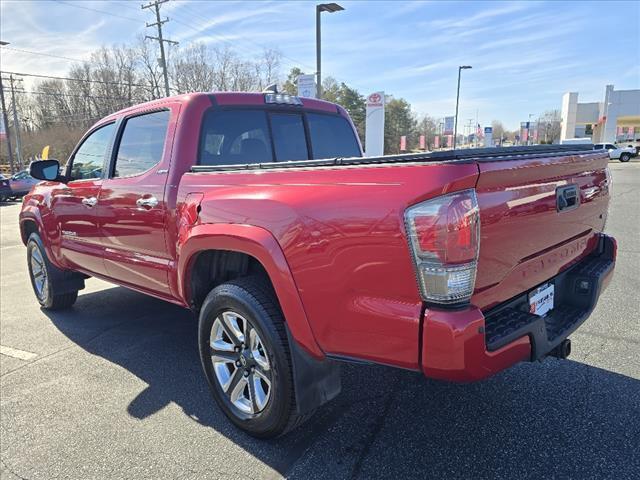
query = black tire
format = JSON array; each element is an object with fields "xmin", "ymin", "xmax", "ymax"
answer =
[
  {"xmin": 198, "ymin": 276, "xmax": 305, "ymax": 438},
  {"xmin": 619, "ymin": 153, "xmax": 631, "ymax": 162},
  {"xmin": 27, "ymin": 233, "xmax": 78, "ymax": 310}
]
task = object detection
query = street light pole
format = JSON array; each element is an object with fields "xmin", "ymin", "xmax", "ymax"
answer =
[
  {"xmin": 453, "ymin": 65, "xmax": 472, "ymax": 150},
  {"xmin": 316, "ymin": 3, "xmax": 344, "ymax": 100}
]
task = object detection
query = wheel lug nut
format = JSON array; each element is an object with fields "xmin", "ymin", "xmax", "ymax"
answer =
[
  {"xmin": 235, "ymin": 361, "xmax": 241, "ymax": 367},
  {"xmin": 243, "ymin": 371, "xmax": 249, "ymax": 377}
]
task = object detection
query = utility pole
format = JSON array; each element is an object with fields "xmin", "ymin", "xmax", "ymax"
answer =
[
  {"xmin": 0, "ymin": 75, "xmax": 16, "ymax": 174},
  {"xmin": 142, "ymin": 0, "xmax": 178, "ymax": 98},
  {"xmin": 475, "ymin": 109, "xmax": 479, "ymax": 148},
  {"xmin": 8, "ymin": 75, "xmax": 23, "ymax": 168}
]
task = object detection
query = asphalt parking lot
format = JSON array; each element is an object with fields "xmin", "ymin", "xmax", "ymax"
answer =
[{"xmin": 1, "ymin": 161, "xmax": 639, "ymax": 480}]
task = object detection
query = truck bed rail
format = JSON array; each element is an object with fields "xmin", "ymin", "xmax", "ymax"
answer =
[{"xmin": 190, "ymin": 144, "xmax": 596, "ymax": 173}]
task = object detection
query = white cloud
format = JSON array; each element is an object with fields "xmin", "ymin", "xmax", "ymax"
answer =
[{"xmin": 427, "ymin": 2, "xmax": 530, "ymax": 30}]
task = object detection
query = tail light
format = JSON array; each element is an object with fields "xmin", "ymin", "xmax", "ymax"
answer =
[{"xmin": 404, "ymin": 189, "xmax": 480, "ymax": 305}]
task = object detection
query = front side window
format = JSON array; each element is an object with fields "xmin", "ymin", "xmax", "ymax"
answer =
[
  {"xmin": 604, "ymin": 144, "xmax": 616, "ymax": 150},
  {"xmin": 113, "ymin": 110, "xmax": 170, "ymax": 178},
  {"xmin": 69, "ymin": 123, "xmax": 115, "ymax": 181},
  {"xmin": 307, "ymin": 113, "xmax": 361, "ymax": 159}
]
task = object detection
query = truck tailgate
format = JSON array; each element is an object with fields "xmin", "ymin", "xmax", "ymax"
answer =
[{"xmin": 472, "ymin": 151, "xmax": 610, "ymax": 310}]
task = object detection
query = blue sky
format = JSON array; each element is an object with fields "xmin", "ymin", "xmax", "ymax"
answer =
[{"xmin": 1, "ymin": 0, "xmax": 639, "ymax": 129}]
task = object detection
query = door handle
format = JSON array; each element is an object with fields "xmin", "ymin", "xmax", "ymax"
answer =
[
  {"xmin": 136, "ymin": 196, "xmax": 158, "ymax": 209},
  {"xmin": 81, "ymin": 196, "xmax": 98, "ymax": 207}
]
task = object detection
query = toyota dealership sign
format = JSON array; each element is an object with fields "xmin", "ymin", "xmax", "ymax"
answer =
[{"xmin": 365, "ymin": 91, "xmax": 385, "ymax": 157}]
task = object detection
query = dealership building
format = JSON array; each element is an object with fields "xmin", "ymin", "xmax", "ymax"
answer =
[{"xmin": 560, "ymin": 85, "xmax": 640, "ymax": 143}]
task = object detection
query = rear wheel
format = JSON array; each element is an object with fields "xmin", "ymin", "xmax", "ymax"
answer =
[
  {"xmin": 619, "ymin": 153, "xmax": 631, "ymax": 162},
  {"xmin": 198, "ymin": 277, "xmax": 305, "ymax": 438},
  {"xmin": 27, "ymin": 233, "xmax": 78, "ymax": 310}
]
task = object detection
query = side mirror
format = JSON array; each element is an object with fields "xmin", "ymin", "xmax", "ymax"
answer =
[{"xmin": 30, "ymin": 159, "xmax": 62, "ymax": 182}]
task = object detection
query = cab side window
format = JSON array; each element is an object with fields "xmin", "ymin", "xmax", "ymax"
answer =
[
  {"xmin": 112, "ymin": 110, "xmax": 170, "ymax": 178},
  {"xmin": 199, "ymin": 110, "xmax": 273, "ymax": 166},
  {"xmin": 68, "ymin": 123, "xmax": 116, "ymax": 181}
]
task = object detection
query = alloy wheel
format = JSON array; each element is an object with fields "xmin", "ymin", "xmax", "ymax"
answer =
[
  {"xmin": 209, "ymin": 311, "xmax": 272, "ymax": 415},
  {"xmin": 30, "ymin": 247, "xmax": 48, "ymax": 300}
]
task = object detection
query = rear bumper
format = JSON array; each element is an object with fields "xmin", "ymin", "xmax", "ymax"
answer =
[{"xmin": 421, "ymin": 234, "xmax": 616, "ymax": 382}]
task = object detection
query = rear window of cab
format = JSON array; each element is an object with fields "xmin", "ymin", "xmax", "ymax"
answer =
[{"xmin": 198, "ymin": 109, "xmax": 361, "ymax": 166}]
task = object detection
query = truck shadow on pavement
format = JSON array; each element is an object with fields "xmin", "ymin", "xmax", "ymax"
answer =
[{"xmin": 43, "ymin": 285, "xmax": 640, "ymax": 479}]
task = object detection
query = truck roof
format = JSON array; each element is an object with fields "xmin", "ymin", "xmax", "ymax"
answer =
[{"xmin": 102, "ymin": 92, "xmax": 341, "ymax": 124}]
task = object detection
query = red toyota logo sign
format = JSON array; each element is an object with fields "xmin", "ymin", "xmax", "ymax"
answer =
[{"xmin": 368, "ymin": 93, "xmax": 381, "ymax": 103}]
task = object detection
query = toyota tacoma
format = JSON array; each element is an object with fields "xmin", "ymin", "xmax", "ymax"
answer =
[{"xmin": 20, "ymin": 92, "xmax": 616, "ymax": 438}]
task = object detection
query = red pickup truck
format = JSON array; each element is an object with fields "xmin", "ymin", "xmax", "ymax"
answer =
[{"xmin": 21, "ymin": 92, "xmax": 616, "ymax": 438}]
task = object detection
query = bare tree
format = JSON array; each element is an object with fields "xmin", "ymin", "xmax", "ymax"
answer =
[
  {"xmin": 491, "ymin": 120, "xmax": 506, "ymax": 144},
  {"xmin": 418, "ymin": 115, "xmax": 438, "ymax": 150},
  {"xmin": 539, "ymin": 110, "xmax": 561, "ymax": 144},
  {"xmin": 2, "ymin": 39, "xmax": 286, "ymax": 168},
  {"xmin": 255, "ymin": 48, "xmax": 281, "ymax": 91},
  {"xmin": 170, "ymin": 43, "xmax": 215, "ymax": 94},
  {"xmin": 212, "ymin": 47, "xmax": 235, "ymax": 91},
  {"xmin": 136, "ymin": 36, "xmax": 164, "ymax": 100}
]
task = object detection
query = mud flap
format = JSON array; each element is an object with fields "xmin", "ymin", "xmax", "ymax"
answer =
[
  {"xmin": 46, "ymin": 262, "xmax": 86, "ymax": 295},
  {"xmin": 285, "ymin": 325, "xmax": 341, "ymax": 415}
]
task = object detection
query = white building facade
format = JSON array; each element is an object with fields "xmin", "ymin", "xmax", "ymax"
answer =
[{"xmin": 560, "ymin": 85, "xmax": 640, "ymax": 143}]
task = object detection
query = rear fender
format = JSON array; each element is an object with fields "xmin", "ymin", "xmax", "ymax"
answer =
[{"xmin": 177, "ymin": 223, "xmax": 324, "ymax": 359}]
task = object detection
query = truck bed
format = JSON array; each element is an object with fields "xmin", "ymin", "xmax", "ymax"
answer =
[{"xmin": 181, "ymin": 144, "xmax": 610, "ymax": 369}]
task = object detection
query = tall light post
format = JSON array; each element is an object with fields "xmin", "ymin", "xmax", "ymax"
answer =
[
  {"xmin": 453, "ymin": 65, "xmax": 472, "ymax": 150},
  {"xmin": 316, "ymin": 3, "xmax": 344, "ymax": 99}
]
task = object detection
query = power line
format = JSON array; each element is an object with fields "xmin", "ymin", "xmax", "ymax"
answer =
[
  {"xmin": 14, "ymin": 89, "xmax": 136, "ymax": 102},
  {"xmin": 53, "ymin": 0, "xmax": 141, "ymax": 23},
  {"xmin": 172, "ymin": 4, "xmax": 361, "ymax": 91},
  {"xmin": 0, "ymin": 46, "xmax": 87, "ymax": 63},
  {"xmin": 0, "ymin": 71, "xmax": 150, "ymax": 88},
  {"xmin": 169, "ymin": 8, "xmax": 317, "ymax": 72}
]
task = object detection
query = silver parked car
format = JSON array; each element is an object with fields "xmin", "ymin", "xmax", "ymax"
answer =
[{"xmin": 9, "ymin": 170, "xmax": 40, "ymax": 198}]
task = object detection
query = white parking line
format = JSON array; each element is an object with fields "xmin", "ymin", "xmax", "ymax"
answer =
[{"xmin": 0, "ymin": 345, "xmax": 37, "ymax": 361}]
